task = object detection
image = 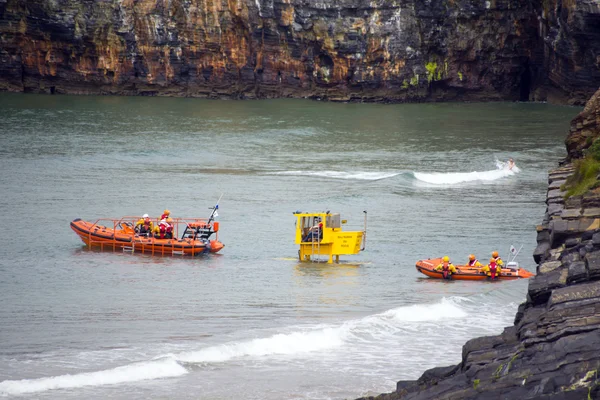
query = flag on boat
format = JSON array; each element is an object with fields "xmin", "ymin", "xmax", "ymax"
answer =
[
  {"xmin": 213, "ymin": 210, "xmax": 219, "ymax": 218},
  {"xmin": 510, "ymin": 245, "xmax": 517, "ymax": 255}
]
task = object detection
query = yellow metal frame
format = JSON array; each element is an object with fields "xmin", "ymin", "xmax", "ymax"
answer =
[{"xmin": 294, "ymin": 212, "xmax": 364, "ymax": 263}]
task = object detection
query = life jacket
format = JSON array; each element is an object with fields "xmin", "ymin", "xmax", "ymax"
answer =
[
  {"xmin": 441, "ymin": 263, "xmax": 450, "ymax": 279},
  {"xmin": 489, "ymin": 262, "xmax": 498, "ymax": 279},
  {"xmin": 468, "ymin": 259, "xmax": 479, "ymax": 267},
  {"xmin": 158, "ymin": 220, "xmax": 173, "ymax": 238}
]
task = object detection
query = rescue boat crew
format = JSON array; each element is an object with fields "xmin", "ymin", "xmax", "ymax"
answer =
[
  {"xmin": 156, "ymin": 218, "xmax": 173, "ymax": 239},
  {"xmin": 467, "ymin": 254, "xmax": 482, "ymax": 268},
  {"xmin": 165, "ymin": 217, "xmax": 174, "ymax": 239},
  {"xmin": 435, "ymin": 256, "xmax": 458, "ymax": 279},
  {"xmin": 481, "ymin": 258, "xmax": 502, "ymax": 280},
  {"xmin": 135, "ymin": 214, "xmax": 153, "ymax": 237},
  {"xmin": 492, "ymin": 251, "xmax": 504, "ymax": 267},
  {"xmin": 160, "ymin": 209, "xmax": 171, "ymax": 221}
]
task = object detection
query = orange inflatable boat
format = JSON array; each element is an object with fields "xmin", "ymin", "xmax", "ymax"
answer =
[
  {"xmin": 71, "ymin": 216, "xmax": 224, "ymax": 256},
  {"xmin": 416, "ymin": 258, "xmax": 535, "ymax": 281}
]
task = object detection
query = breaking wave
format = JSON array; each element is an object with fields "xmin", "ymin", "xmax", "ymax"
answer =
[
  {"xmin": 0, "ymin": 358, "xmax": 187, "ymax": 395},
  {"xmin": 0, "ymin": 297, "xmax": 509, "ymax": 396},
  {"xmin": 413, "ymin": 160, "xmax": 520, "ymax": 185}
]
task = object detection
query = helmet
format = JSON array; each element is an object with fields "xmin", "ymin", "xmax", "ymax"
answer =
[
  {"xmin": 492, "ymin": 251, "xmax": 499, "ymax": 258},
  {"xmin": 142, "ymin": 213, "xmax": 149, "ymax": 218},
  {"xmin": 163, "ymin": 209, "xmax": 170, "ymax": 216},
  {"xmin": 489, "ymin": 258, "xmax": 496, "ymax": 264},
  {"xmin": 442, "ymin": 256, "xmax": 450, "ymax": 262},
  {"xmin": 469, "ymin": 254, "xmax": 475, "ymax": 261}
]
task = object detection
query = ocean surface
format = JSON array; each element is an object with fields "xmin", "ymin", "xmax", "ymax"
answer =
[{"xmin": 0, "ymin": 93, "xmax": 578, "ymax": 399}]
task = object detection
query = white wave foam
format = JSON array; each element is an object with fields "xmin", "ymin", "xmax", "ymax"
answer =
[
  {"xmin": 0, "ymin": 298, "xmax": 471, "ymax": 395},
  {"xmin": 176, "ymin": 327, "xmax": 345, "ymax": 363},
  {"xmin": 177, "ymin": 298, "xmax": 467, "ymax": 363},
  {"xmin": 413, "ymin": 161, "xmax": 519, "ymax": 185},
  {"xmin": 270, "ymin": 170, "xmax": 399, "ymax": 181},
  {"xmin": 0, "ymin": 358, "xmax": 187, "ymax": 396},
  {"xmin": 381, "ymin": 298, "xmax": 468, "ymax": 322}
]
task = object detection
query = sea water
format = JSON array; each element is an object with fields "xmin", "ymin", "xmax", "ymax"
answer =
[{"xmin": 0, "ymin": 93, "xmax": 577, "ymax": 399}]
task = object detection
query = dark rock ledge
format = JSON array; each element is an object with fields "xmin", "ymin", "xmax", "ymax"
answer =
[{"xmin": 357, "ymin": 90, "xmax": 600, "ymax": 400}]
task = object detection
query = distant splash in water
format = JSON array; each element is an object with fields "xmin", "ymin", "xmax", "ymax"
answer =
[
  {"xmin": 412, "ymin": 160, "xmax": 520, "ymax": 185},
  {"xmin": 268, "ymin": 170, "xmax": 400, "ymax": 181},
  {"xmin": 0, "ymin": 297, "xmax": 509, "ymax": 395}
]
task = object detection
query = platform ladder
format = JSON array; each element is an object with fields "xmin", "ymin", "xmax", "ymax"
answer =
[
  {"xmin": 310, "ymin": 226, "xmax": 321, "ymax": 262},
  {"xmin": 124, "ymin": 236, "xmax": 146, "ymax": 253}
]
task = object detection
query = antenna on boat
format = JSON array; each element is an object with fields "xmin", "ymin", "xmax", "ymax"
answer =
[
  {"xmin": 361, "ymin": 210, "xmax": 367, "ymax": 251},
  {"xmin": 208, "ymin": 193, "xmax": 223, "ymax": 223}
]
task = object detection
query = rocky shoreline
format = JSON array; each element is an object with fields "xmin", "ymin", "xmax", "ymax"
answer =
[{"xmin": 357, "ymin": 89, "xmax": 600, "ymax": 400}]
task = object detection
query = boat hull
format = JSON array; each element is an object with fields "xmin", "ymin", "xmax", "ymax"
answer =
[
  {"xmin": 71, "ymin": 219, "xmax": 224, "ymax": 256},
  {"xmin": 416, "ymin": 258, "xmax": 535, "ymax": 281}
]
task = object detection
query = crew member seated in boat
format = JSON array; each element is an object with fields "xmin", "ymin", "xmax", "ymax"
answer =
[
  {"xmin": 303, "ymin": 217, "xmax": 323, "ymax": 242},
  {"xmin": 134, "ymin": 214, "xmax": 154, "ymax": 237},
  {"xmin": 481, "ymin": 258, "xmax": 502, "ymax": 280},
  {"xmin": 491, "ymin": 251, "xmax": 504, "ymax": 267},
  {"xmin": 155, "ymin": 218, "xmax": 174, "ymax": 239},
  {"xmin": 165, "ymin": 217, "xmax": 174, "ymax": 239},
  {"xmin": 435, "ymin": 256, "xmax": 458, "ymax": 279},
  {"xmin": 161, "ymin": 209, "xmax": 171, "ymax": 220},
  {"xmin": 467, "ymin": 254, "xmax": 482, "ymax": 268}
]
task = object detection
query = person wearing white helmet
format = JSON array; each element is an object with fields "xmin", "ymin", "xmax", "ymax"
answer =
[{"xmin": 135, "ymin": 213, "xmax": 153, "ymax": 237}]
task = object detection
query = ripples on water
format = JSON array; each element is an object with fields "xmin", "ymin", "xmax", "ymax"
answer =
[{"xmin": 0, "ymin": 93, "xmax": 578, "ymax": 399}]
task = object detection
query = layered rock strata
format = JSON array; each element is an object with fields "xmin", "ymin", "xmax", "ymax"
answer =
[
  {"xmin": 358, "ymin": 90, "xmax": 600, "ymax": 399},
  {"xmin": 0, "ymin": 0, "xmax": 599, "ymax": 103}
]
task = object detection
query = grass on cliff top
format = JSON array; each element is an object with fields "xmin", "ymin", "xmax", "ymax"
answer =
[{"xmin": 562, "ymin": 140, "xmax": 600, "ymax": 199}]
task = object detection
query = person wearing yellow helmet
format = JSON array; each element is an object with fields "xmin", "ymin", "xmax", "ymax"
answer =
[
  {"xmin": 491, "ymin": 251, "xmax": 504, "ymax": 267},
  {"xmin": 161, "ymin": 209, "xmax": 171, "ymax": 220},
  {"xmin": 435, "ymin": 256, "xmax": 458, "ymax": 279},
  {"xmin": 481, "ymin": 258, "xmax": 501, "ymax": 280},
  {"xmin": 467, "ymin": 254, "xmax": 482, "ymax": 268}
]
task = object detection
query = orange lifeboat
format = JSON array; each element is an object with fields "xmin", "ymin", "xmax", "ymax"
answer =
[
  {"xmin": 71, "ymin": 216, "xmax": 224, "ymax": 256},
  {"xmin": 416, "ymin": 258, "xmax": 535, "ymax": 281}
]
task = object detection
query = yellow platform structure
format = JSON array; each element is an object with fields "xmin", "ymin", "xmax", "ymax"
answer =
[{"xmin": 294, "ymin": 211, "xmax": 366, "ymax": 263}]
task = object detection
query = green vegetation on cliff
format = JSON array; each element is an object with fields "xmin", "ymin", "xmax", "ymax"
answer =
[{"xmin": 562, "ymin": 140, "xmax": 600, "ymax": 198}]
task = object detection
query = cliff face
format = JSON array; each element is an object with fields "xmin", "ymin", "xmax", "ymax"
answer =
[
  {"xmin": 536, "ymin": 0, "xmax": 600, "ymax": 104},
  {"xmin": 358, "ymin": 91, "xmax": 600, "ymax": 400},
  {"xmin": 0, "ymin": 0, "xmax": 597, "ymax": 103},
  {"xmin": 565, "ymin": 87, "xmax": 600, "ymax": 160}
]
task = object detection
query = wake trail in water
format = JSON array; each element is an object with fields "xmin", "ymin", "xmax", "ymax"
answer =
[
  {"xmin": 268, "ymin": 170, "xmax": 400, "ymax": 181},
  {"xmin": 0, "ymin": 297, "xmax": 513, "ymax": 395},
  {"xmin": 412, "ymin": 160, "xmax": 520, "ymax": 185}
]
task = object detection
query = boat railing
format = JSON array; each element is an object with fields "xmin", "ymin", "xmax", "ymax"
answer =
[{"xmin": 86, "ymin": 217, "xmax": 218, "ymax": 243}]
